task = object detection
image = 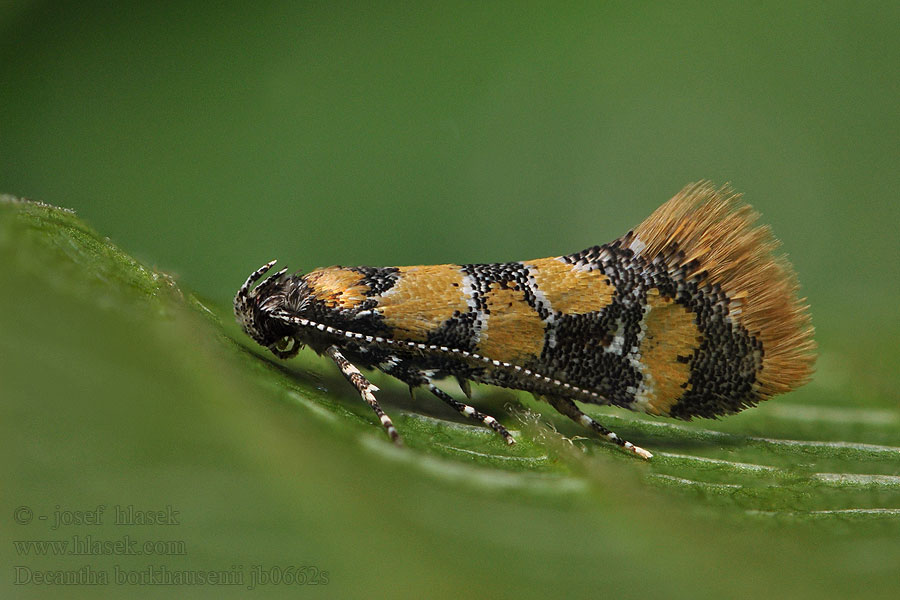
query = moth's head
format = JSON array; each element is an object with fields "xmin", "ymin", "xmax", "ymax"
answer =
[{"xmin": 234, "ymin": 260, "xmax": 304, "ymax": 359}]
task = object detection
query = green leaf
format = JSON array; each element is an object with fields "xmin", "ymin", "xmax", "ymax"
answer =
[{"xmin": 2, "ymin": 196, "xmax": 898, "ymax": 599}]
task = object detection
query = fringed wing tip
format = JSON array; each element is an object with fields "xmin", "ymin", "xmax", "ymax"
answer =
[{"xmin": 631, "ymin": 182, "xmax": 816, "ymax": 397}]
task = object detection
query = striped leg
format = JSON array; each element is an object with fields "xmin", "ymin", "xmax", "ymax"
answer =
[
  {"xmin": 427, "ymin": 382, "xmax": 516, "ymax": 445},
  {"xmin": 544, "ymin": 395, "xmax": 652, "ymax": 460},
  {"xmin": 325, "ymin": 346, "xmax": 401, "ymax": 445}
]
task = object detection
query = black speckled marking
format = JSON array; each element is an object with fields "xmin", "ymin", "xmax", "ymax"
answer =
[
  {"xmin": 424, "ymin": 310, "xmax": 481, "ymax": 353},
  {"xmin": 461, "ymin": 262, "xmax": 542, "ymax": 314},
  {"xmin": 669, "ymin": 279, "xmax": 762, "ymax": 418},
  {"xmin": 350, "ymin": 266, "xmax": 400, "ymax": 297}
]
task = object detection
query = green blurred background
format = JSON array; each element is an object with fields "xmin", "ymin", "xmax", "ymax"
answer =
[{"xmin": 2, "ymin": 1, "xmax": 898, "ymax": 598}]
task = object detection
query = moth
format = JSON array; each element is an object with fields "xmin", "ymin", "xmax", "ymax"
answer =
[{"xmin": 234, "ymin": 182, "xmax": 815, "ymax": 459}]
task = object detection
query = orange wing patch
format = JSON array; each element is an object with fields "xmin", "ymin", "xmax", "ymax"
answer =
[
  {"xmin": 638, "ymin": 289, "xmax": 702, "ymax": 416},
  {"xmin": 526, "ymin": 257, "xmax": 615, "ymax": 314},
  {"xmin": 305, "ymin": 267, "xmax": 370, "ymax": 310},
  {"xmin": 477, "ymin": 283, "xmax": 545, "ymax": 364},
  {"xmin": 377, "ymin": 265, "xmax": 470, "ymax": 342}
]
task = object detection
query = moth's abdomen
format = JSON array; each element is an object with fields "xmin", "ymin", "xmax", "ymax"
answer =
[
  {"xmin": 300, "ymin": 257, "xmax": 733, "ymax": 418},
  {"xmin": 293, "ymin": 183, "xmax": 814, "ymax": 421},
  {"xmin": 528, "ymin": 246, "xmax": 756, "ymax": 419}
]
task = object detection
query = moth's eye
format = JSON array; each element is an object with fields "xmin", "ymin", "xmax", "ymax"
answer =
[{"xmin": 273, "ymin": 337, "xmax": 295, "ymax": 353}]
